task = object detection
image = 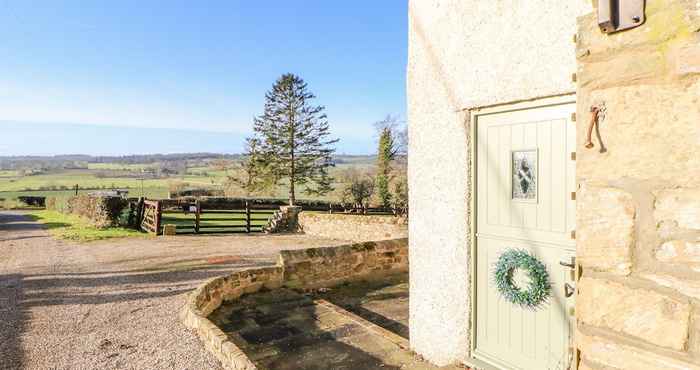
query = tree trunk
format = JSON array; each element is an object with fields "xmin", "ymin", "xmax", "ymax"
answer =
[
  {"xmin": 289, "ymin": 175, "xmax": 295, "ymax": 205},
  {"xmin": 289, "ymin": 102, "xmax": 296, "ymax": 206}
]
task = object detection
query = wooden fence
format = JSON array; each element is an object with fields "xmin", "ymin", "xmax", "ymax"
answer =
[
  {"xmin": 136, "ymin": 197, "xmax": 401, "ymax": 236},
  {"xmin": 139, "ymin": 199, "xmax": 279, "ymax": 235}
]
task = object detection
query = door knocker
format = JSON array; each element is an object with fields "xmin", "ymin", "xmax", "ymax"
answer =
[{"xmin": 585, "ymin": 103, "xmax": 606, "ymax": 151}]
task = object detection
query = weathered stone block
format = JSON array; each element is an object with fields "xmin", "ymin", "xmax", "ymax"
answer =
[
  {"xmin": 242, "ymin": 282, "xmax": 263, "ymax": 294},
  {"xmin": 576, "ymin": 1, "xmax": 700, "ymax": 57},
  {"xmin": 577, "ymin": 332, "xmax": 698, "ymax": 370},
  {"xmin": 655, "ymin": 240, "xmax": 700, "ymax": 272},
  {"xmin": 577, "ymin": 277, "xmax": 690, "ymax": 350},
  {"xmin": 690, "ymin": 309, "xmax": 700, "ymax": 356},
  {"xmin": 577, "ymin": 186, "xmax": 635, "ymax": 275},
  {"xmin": 578, "ymin": 48, "xmax": 665, "ymax": 89},
  {"xmin": 655, "ymin": 189, "xmax": 700, "ymax": 232},
  {"xmin": 577, "ymin": 82, "xmax": 700, "ymax": 187},
  {"xmin": 162, "ymin": 224, "xmax": 177, "ymax": 236},
  {"xmin": 643, "ymin": 273, "xmax": 700, "ymax": 300},
  {"xmin": 673, "ymin": 41, "xmax": 700, "ymax": 76}
]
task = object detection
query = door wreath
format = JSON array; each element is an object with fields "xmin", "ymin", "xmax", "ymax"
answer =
[{"xmin": 493, "ymin": 249, "xmax": 551, "ymax": 309}]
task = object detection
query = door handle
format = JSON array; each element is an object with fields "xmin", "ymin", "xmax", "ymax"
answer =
[
  {"xmin": 559, "ymin": 257, "xmax": 576, "ymax": 269},
  {"xmin": 564, "ymin": 283, "xmax": 576, "ymax": 298}
]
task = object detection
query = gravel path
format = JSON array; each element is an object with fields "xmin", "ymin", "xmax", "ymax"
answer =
[{"xmin": 0, "ymin": 211, "xmax": 348, "ymax": 370}]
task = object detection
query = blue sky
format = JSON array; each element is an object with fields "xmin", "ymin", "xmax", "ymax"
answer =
[{"xmin": 0, "ymin": 1, "xmax": 407, "ymax": 156}]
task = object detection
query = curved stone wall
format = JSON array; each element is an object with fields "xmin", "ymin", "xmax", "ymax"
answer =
[{"xmin": 180, "ymin": 238, "xmax": 408, "ymax": 370}]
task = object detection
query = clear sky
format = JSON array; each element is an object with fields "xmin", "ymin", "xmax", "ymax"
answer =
[{"xmin": 0, "ymin": 1, "xmax": 407, "ymax": 156}]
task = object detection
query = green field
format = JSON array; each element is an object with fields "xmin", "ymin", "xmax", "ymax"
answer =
[
  {"xmin": 0, "ymin": 169, "xmax": 227, "ymax": 192},
  {"xmin": 87, "ymin": 163, "xmax": 153, "ymax": 171},
  {"xmin": 160, "ymin": 210, "xmax": 276, "ymax": 233},
  {"xmin": 0, "ymin": 155, "xmax": 378, "ymax": 208}
]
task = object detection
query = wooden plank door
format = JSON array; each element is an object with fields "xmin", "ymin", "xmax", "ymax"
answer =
[{"xmin": 474, "ymin": 102, "xmax": 576, "ymax": 370}]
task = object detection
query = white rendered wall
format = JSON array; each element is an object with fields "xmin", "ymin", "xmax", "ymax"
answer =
[{"xmin": 406, "ymin": 0, "xmax": 591, "ymax": 365}]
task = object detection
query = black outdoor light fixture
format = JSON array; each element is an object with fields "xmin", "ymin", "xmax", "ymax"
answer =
[{"xmin": 598, "ymin": 0, "xmax": 646, "ymax": 34}]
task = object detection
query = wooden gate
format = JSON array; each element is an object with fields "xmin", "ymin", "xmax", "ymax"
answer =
[
  {"xmin": 139, "ymin": 200, "xmax": 161, "ymax": 234},
  {"xmin": 158, "ymin": 200, "xmax": 278, "ymax": 235}
]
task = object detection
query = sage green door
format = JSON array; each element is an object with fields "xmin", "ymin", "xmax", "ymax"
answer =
[{"xmin": 474, "ymin": 101, "xmax": 576, "ymax": 370}]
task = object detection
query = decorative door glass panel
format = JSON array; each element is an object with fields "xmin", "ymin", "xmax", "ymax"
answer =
[{"xmin": 512, "ymin": 150, "xmax": 538, "ymax": 201}]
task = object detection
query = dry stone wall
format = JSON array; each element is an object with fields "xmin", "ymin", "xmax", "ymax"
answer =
[
  {"xmin": 280, "ymin": 239, "xmax": 409, "ymax": 290},
  {"xmin": 66, "ymin": 195, "xmax": 128, "ymax": 228},
  {"xmin": 575, "ymin": 1, "xmax": 700, "ymax": 368},
  {"xmin": 298, "ymin": 212, "xmax": 408, "ymax": 242}
]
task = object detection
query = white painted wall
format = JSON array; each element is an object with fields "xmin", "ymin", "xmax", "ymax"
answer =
[{"xmin": 407, "ymin": 0, "xmax": 591, "ymax": 365}]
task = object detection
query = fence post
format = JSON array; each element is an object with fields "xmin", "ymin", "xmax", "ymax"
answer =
[
  {"xmin": 136, "ymin": 197, "xmax": 145, "ymax": 228},
  {"xmin": 195, "ymin": 200, "xmax": 201, "ymax": 234},
  {"xmin": 245, "ymin": 201, "xmax": 251, "ymax": 233},
  {"xmin": 155, "ymin": 201, "xmax": 162, "ymax": 235},
  {"xmin": 127, "ymin": 202, "xmax": 135, "ymax": 227}
]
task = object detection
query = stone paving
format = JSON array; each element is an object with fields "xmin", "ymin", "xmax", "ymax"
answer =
[
  {"xmin": 210, "ymin": 275, "xmax": 463, "ymax": 370},
  {"xmin": 313, "ymin": 273, "xmax": 409, "ymax": 339}
]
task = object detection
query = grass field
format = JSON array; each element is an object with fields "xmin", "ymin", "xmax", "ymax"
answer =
[
  {"xmin": 0, "ymin": 169, "xmax": 226, "ymax": 192},
  {"xmin": 27, "ymin": 210, "xmax": 148, "ymax": 242},
  {"xmin": 0, "ymin": 157, "xmax": 378, "ymax": 208},
  {"xmin": 86, "ymin": 163, "xmax": 154, "ymax": 171},
  {"xmin": 160, "ymin": 210, "xmax": 275, "ymax": 233}
]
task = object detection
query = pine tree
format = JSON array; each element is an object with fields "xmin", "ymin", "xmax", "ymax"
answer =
[
  {"xmin": 251, "ymin": 74, "xmax": 338, "ymax": 205},
  {"xmin": 374, "ymin": 116, "xmax": 400, "ymax": 209}
]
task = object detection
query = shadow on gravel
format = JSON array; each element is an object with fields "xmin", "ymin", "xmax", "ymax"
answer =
[
  {"xmin": 0, "ymin": 274, "xmax": 27, "ymax": 370},
  {"xmin": 0, "ymin": 213, "xmax": 47, "ymax": 232},
  {"xmin": 20, "ymin": 262, "xmax": 272, "ymax": 308},
  {"xmin": 0, "ymin": 235, "xmax": 46, "ymax": 242}
]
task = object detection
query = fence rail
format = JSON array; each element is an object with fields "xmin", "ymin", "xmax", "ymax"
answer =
[
  {"xmin": 135, "ymin": 197, "xmax": 402, "ymax": 236},
  {"xmin": 149, "ymin": 199, "xmax": 277, "ymax": 235}
]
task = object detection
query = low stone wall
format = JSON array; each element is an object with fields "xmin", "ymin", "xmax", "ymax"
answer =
[
  {"xmin": 181, "ymin": 238, "xmax": 408, "ymax": 370},
  {"xmin": 180, "ymin": 267, "xmax": 283, "ymax": 370},
  {"xmin": 298, "ymin": 212, "xmax": 408, "ymax": 242},
  {"xmin": 280, "ymin": 239, "xmax": 408, "ymax": 289},
  {"xmin": 66, "ymin": 195, "xmax": 128, "ymax": 228}
]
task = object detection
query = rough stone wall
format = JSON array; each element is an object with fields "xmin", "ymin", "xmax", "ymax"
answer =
[
  {"xmin": 181, "ymin": 240, "xmax": 409, "ymax": 369},
  {"xmin": 298, "ymin": 212, "xmax": 408, "ymax": 242},
  {"xmin": 264, "ymin": 206, "xmax": 302, "ymax": 233},
  {"xmin": 407, "ymin": 0, "xmax": 591, "ymax": 365},
  {"xmin": 575, "ymin": 1, "xmax": 700, "ymax": 369},
  {"xmin": 279, "ymin": 238, "xmax": 408, "ymax": 290},
  {"xmin": 66, "ymin": 195, "xmax": 128, "ymax": 228},
  {"xmin": 181, "ymin": 267, "xmax": 284, "ymax": 370}
]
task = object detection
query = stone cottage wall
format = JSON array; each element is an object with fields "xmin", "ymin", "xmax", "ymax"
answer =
[
  {"xmin": 297, "ymin": 212, "xmax": 408, "ymax": 242},
  {"xmin": 575, "ymin": 1, "xmax": 700, "ymax": 368}
]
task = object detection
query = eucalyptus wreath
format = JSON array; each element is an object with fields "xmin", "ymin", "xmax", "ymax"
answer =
[{"xmin": 493, "ymin": 249, "xmax": 551, "ymax": 309}]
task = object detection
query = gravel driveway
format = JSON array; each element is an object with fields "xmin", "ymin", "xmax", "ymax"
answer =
[{"xmin": 0, "ymin": 211, "xmax": 347, "ymax": 370}]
